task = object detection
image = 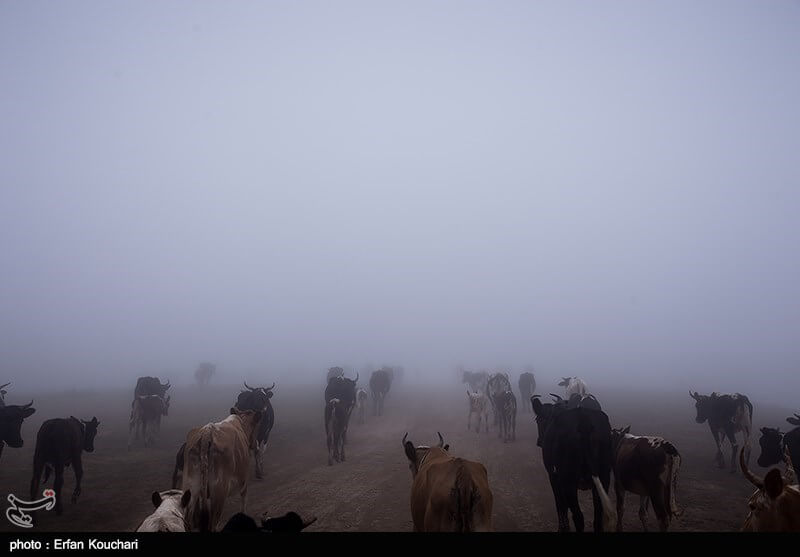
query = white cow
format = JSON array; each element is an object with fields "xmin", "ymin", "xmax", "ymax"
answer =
[
  {"xmin": 559, "ymin": 377, "xmax": 588, "ymax": 398},
  {"xmin": 135, "ymin": 489, "xmax": 191, "ymax": 532},
  {"xmin": 467, "ymin": 388, "xmax": 490, "ymax": 433}
]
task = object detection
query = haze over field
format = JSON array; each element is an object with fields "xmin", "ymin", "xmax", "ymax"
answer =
[{"xmin": 1, "ymin": 2, "xmax": 799, "ymax": 404}]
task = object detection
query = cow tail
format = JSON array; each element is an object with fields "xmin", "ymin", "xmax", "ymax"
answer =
[
  {"xmin": 663, "ymin": 442, "xmax": 682, "ymax": 518},
  {"xmin": 590, "ymin": 476, "xmax": 617, "ymax": 532},
  {"xmin": 450, "ymin": 462, "xmax": 478, "ymax": 532},
  {"xmin": 199, "ymin": 430, "xmax": 213, "ymax": 532}
]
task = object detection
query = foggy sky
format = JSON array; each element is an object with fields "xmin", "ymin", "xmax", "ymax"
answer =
[{"xmin": 1, "ymin": 2, "xmax": 799, "ymax": 401}]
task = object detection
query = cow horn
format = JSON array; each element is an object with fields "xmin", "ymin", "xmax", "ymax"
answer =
[
  {"xmin": 402, "ymin": 432, "xmax": 408, "ymax": 447},
  {"xmin": 0, "ymin": 382, "xmax": 10, "ymax": 390},
  {"xmin": 549, "ymin": 393, "xmax": 563, "ymax": 402},
  {"xmin": 531, "ymin": 394, "xmax": 541, "ymax": 398},
  {"xmin": 244, "ymin": 381, "xmax": 254, "ymax": 391},
  {"xmin": 266, "ymin": 382, "xmax": 275, "ymax": 391},
  {"xmin": 437, "ymin": 432, "xmax": 444, "ymax": 448},
  {"xmin": 354, "ymin": 373, "xmax": 359, "ymax": 382},
  {"xmin": 740, "ymin": 447, "xmax": 763, "ymax": 488},
  {"xmin": 22, "ymin": 400, "xmax": 33, "ymax": 409}
]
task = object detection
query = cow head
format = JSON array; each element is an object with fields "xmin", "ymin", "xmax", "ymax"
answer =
[
  {"xmin": 611, "ymin": 426, "xmax": 632, "ymax": 454},
  {"xmin": 558, "ymin": 377, "xmax": 572, "ymax": 387},
  {"xmin": 76, "ymin": 416, "xmax": 100, "ymax": 453},
  {"xmin": 741, "ymin": 447, "xmax": 800, "ymax": 531},
  {"xmin": 152, "ymin": 489, "xmax": 191, "ymax": 510},
  {"xmin": 0, "ymin": 401, "xmax": 36, "ymax": 447},
  {"xmin": 531, "ymin": 394, "xmax": 567, "ymax": 447},
  {"xmin": 689, "ymin": 391, "xmax": 713, "ymax": 423},
  {"xmin": 787, "ymin": 413, "xmax": 800, "ymax": 427},
  {"xmin": 402, "ymin": 432, "xmax": 449, "ymax": 477},
  {"xmin": 240, "ymin": 382, "xmax": 276, "ymax": 409},
  {"xmin": 261, "ymin": 511, "xmax": 318, "ymax": 532},
  {"xmin": 757, "ymin": 427, "xmax": 784, "ymax": 468}
]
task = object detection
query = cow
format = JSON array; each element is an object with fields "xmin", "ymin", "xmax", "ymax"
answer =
[
  {"xmin": 755, "ymin": 413, "xmax": 800, "ymax": 484},
  {"xmin": 30, "ymin": 416, "xmax": 100, "ymax": 517},
  {"xmin": 0, "ymin": 400, "xmax": 36, "ymax": 461},
  {"xmin": 532, "ymin": 394, "xmax": 617, "ymax": 532},
  {"xmin": 221, "ymin": 511, "xmax": 318, "ymax": 532},
  {"xmin": 610, "ymin": 426, "xmax": 682, "ymax": 532},
  {"xmin": 326, "ymin": 367, "xmax": 345, "ymax": 383},
  {"xmin": 558, "ymin": 377, "xmax": 588, "ymax": 398},
  {"xmin": 369, "ymin": 369, "xmax": 392, "ymax": 417},
  {"xmin": 195, "ymin": 363, "xmax": 215, "ymax": 387},
  {"xmin": 466, "ymin": 388, "xmax": 489, "ymax": 433},
  {"xmin": 486, "ymin": 373, "xmax": 512, "ymax": 429},
  {"xmin": 402, "ymin": 432, "xmax": 493, "ymax": 532},
  {"xmin": 740, "ymin": 447, "xmax": 800, "ymax": 531},
  {"xmin": 495, "ymin": 390, "xmax": 517, "ymax": 442},
  {"xmin": 356, "ymin": 388, "xmax": 368, "ymax": 425},
  {"xmin": 128, "ymin": 394, "xmax": 170, "ymax": 449},
  {"xmin": 234, "ymin": 382, "xmax": 276, "ymax": 479},
  {"xmin": 135, "ymin": 489, "xmax": 192, "ymax": 532},
  {"xmin": 324, "ymin": 374, "xmax": 358, "ymax": 465},
  {"xmin": 182, "ymin": 407, "xmax": 263, "ymax": 532},
  {"xmin": 461, "ymin": 370, "xmax": 488, "ymax": 393},
  {"xmin": 690, "ymin": 391, "xmax": 753, "ymax": 472},
  {"xmin": 131, "ymin": 377, "xmax": 170, "ymax": 441},
  {"xmin": 518, "ymin": 373, "xmax": 536, "ymax": 412}
]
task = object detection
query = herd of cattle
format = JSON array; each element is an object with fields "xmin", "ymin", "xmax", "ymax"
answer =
[{"xmin": 0, "ymin": 367, "xmax": 798, "ymax": 532}]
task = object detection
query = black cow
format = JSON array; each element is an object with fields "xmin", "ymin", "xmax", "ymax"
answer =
[
  {"xmin": 495, "ymin": 391, "xmax": 517, "ymax": 442},
  {"xmin": 30, "ymin": 417, "xmax": 100, "ymax": 517},
  {"xmin": 221, "ymin": 511, "xmax": 317, "ymax": 532},
  {"xmin": 518, "ymin": 373, "xmax": 536, "ymax": 413},
  {"xmin": 235, "ymin": 382, "xmax": 276, "ymax": 479},
  {"xmin": 690, "ymin": 391, "xmax": 753, "ymax": 472},
  {"xmin": 0, "ymin": 400, "xmax": 36, "ymax": 461},
  {"xmin": 369, "ymin": 369, "xmax": 392, "ymax": 417},
  {"xmin": 131, "ymin": 377, "xmax": 170, "ymax": 441},
  {"xmin": 195, "ymin": 363, "xmax": 215, "ymax": 387},
  {"xmin": 128, "ymin": 395, "xmax": 170, "ymax": 449},
  {"xmin": 756, "ymin": 411, "xmax": 800, "ymax": 482},
  {"xmin": 324, "ymin": 374, "xmax": 358, "ymax": 465},
  {"xmin": 532, "ymin": 394, "xmax": 617, "ymax": 532}
]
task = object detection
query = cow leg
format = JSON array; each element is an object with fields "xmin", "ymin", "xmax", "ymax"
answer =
[
  {"xmin": 512, "ymin": 411, "xmax": 516, "ymax": 441},
  {"xmin": 710, "ymin": 427, "xmax": 725, "ymax": 468},
  {"xmin": 53, "ymin": 464, "xmax": 65, "ymax": 515},
  {"xmin": 638, "ymin": 496, "xmax": 650, "ymax": 531},
  {"xmin": 549, "ymin": 477, "xmax": 570, "ymax": 532},
  {"xmin": 339, "ymin": 432, "xmax": 346, "ymax": 462},
  {"xmin": 614, "ymin": 483, "xmax": 625, "ymax": 532},
  {"xmin": 71, "ymin": 455, "xmax": 83, "ymax": 504},
  {"xmin": 649, "ymin": 488, "xmax": 669, "ymax": 532},
  {"xmin": 567, "ymin": 489, "xmax": 585, "ymax": 532},
  {"xmin": 326, "ymin": 424, "xmax": 334, "ymax": 466}
]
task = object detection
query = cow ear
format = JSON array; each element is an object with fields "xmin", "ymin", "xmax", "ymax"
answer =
[
  {"xmin": 181, "ymin": 490, "xmax": 191, "ymax": 508},
  {"xmin": 152, "ymin": 491, "xmax": 162, "ymax": 508},
  {"xmin": 532, "ymin": 398, "xmax": 543, "ymax": 414},
  {"xmin": 92, "ymin": 417, "xmax": 98, "ymax": 424},
  {"xmin": 404, "ymin": 441, "xmax": 417, "ymax": 463},
  {"xmin": 761, "ymin": 427, "xmax": 769, "ymax": 434},
  {"xmin": 22, "ymin": 407, "xmax": 36, "ymax": 418},
  {"xmin": 787, "ymin": 417, "xmax": 800, "ymax": 426},
  {"xmin": 764, "ymin": 469, "xmax": 784, "ymax": 499}
]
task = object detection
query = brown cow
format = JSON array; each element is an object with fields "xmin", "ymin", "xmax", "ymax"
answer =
[
  {"xmin": 740, "ymin": 447, "xmax": 800, "ymax": 531},
  {"xmin": 402, "ymin": 432, "xmax": 493, "ymax": 532},
  {"xmin": 181, "ymin": 408, "xmax": 263, "ymax": 532}
]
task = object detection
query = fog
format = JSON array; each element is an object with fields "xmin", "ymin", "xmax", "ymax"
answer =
[{"xmin": 1, "ymin": 2, "xmax": 798, "ymax": 404}]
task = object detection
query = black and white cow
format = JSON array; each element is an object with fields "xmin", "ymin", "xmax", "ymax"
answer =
[
  {"xmin": 487, "ymin": 373, "xmax": 512, "ymax": 430},
  {"xmin": 495, "ymin": 391, "xmax": 517, "ymax": 442},
  {"xmin": 235, "ymin": 382, "xmax": 276, "ymax": 479},
  {"xmin": 532, "ymin": 394, "xmax": 617, "ymax": 532},
  {"xmin": 324, "ymin": 374, "xmax": 358, "ymax": 465},
  {"xmin": 467, "ymin": 388, "xmax": 490, "ymax": 433},
  {"xmin": 690, "ymin": 391, "xmax": 753, "ymax": 472},
  {"xmin": 610, "ymin": 426, "xmax": 682, "ymax": 531}
]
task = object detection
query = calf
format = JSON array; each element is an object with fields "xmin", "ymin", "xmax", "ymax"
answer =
[
  {"xmin": 182, "ymin": 408, "xmax": 263, "ymax": 531},
  {"xmin": 741, "ymin": 447, "xmax": 800, "ymax": 531},
  {"xmin": 494, "ymin": 390, "xmax": 516, "ymax": 442},
  {"xmin": 221, "ymin": 511, "xmax": 318, "ymax": 532},
  {"xmin": 690, "ymin": 391, "xmax": 753, "ymax": 472},
  {"xmin": 128, "ymin": 395, "xmax": 170, "ymax": 449},
  {"xmin": 356, "ymin": 388, "xmax": 368, "ymax": 425},
  {"xmin": 403, "ymin": 432, "xmax": 493, "ymax": 531},
  {"xmin": 30, "ymin": 417, "xmax": 100, "ymax": 516},
  {"xmin": 0, "ymin": 400, "xmax": 36, "ymax": 462},
  {"xmin": 611, "ymin": 426, "xmax": 682, "ymax": 531},
  {"xmin": 466, "ymin": 388, "xmax": 489, "ymax": 433},
  {"xmin": 135, "ymin": 489, "xmax": 191, "ymax": 532}
]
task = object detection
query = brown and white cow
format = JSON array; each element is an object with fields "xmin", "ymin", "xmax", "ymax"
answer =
[
  {"xmin": 466, "ymin": 388, "xmax": 489, "ymax": 433},
  {"xmin": 181, "ymin": 408, "xmax": 263, "ymax": 532},
  {"xmin": 402, "ymin": 432, "xmax": 493, "ymax": 532},
  {"xmin": 611, "ymin": 426, "xmax": 682, "ymax": 531},
  {"xmin": 740, "ymin": 447, "xmax": 800, "ymax": 531},
  {"xmin": 135, "ymin": 489, "xmax": 191, "ymax": 532}
]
